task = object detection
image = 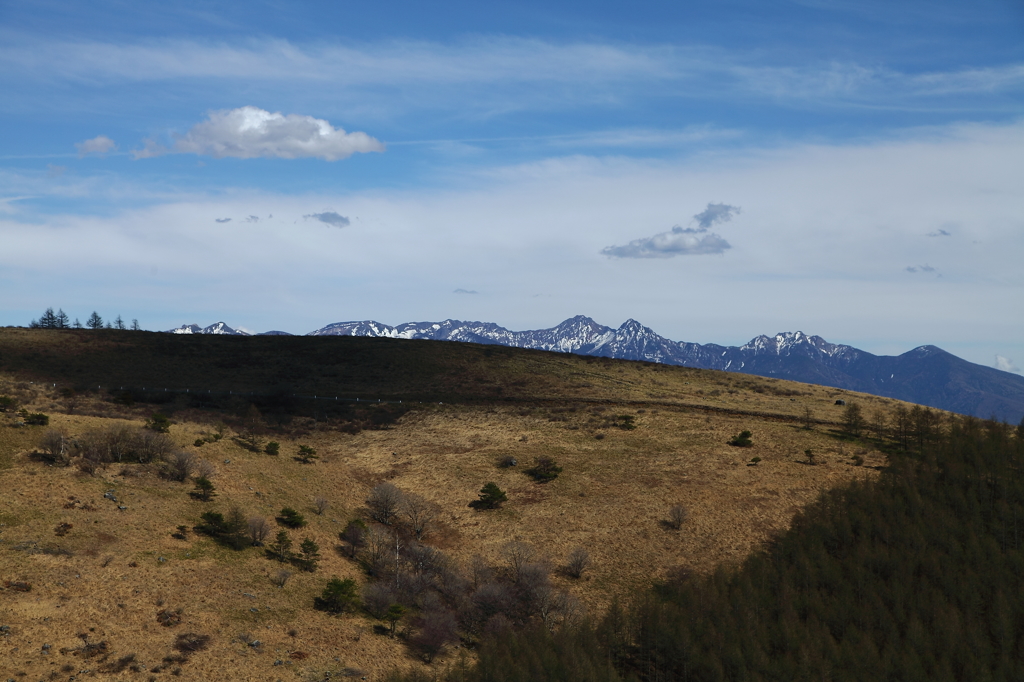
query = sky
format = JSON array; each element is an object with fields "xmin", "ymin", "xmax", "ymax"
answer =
[{"xmin": 1, "ymin": 0, "xmax": 1022, "ymax": 370}]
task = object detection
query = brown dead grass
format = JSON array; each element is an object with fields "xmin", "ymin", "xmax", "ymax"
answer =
[{"xmin": 0, "ymin": 360, "xmax": 903, "ymax": 680}]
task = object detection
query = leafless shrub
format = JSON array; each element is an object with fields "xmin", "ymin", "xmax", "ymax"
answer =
[
  {"xmin": 410, "ymin": 609, "xmax": 459, "ymax": 662},
  {"xmin": 194, "ymin": 459, "xmax": 216, "ymax": 480},
  {"xmin": 173, "ymin": 632, "xmax": 211, "ymax": 655},
  {"xmin": 401, "ymin": 493, "xmax": 439, "ymax": 540},
  {"xmin": 247, "ymin": 516, "xmax": 272, "ymax": 546},
  {"xmin": 98, "ymin": 653, "xmax": 137, "ymax": 673},
  {"xmin": 367, "ymin": 483, "xmax": 404, "ymax": 525},
  {"xmin": 271, "ymin": 569, "xmax": 293, "ymax": 588},
  {"xmin": 38, "ymin": 428, "xmax": 72, "ymax": 465},
  {"xmin": 564, "ymin": 547, "xmax": 591, "ymax": 579},
  {"xmin": 362, "ymin": 582, "xmax": 396, "ymax": 619},
  {"xmin": 101, "ymin": 555, "xmax": 114, "ymax": 567},
  {"xmin": 314, "ymin": 496, "xmax": 329, "ymax": 515},
  {"xmin": 157, "ymin": 608, "xmax": 183, "ymax": 627},
  {"xmin": 363, "ymin": 525, "xmax": 395, "ymax": 577},
  {"xmin": 666, "ymin": 504, "xmax": 688, "ymax": 531},
  {"xmin": 501, "ymin": 541, "xmax": 536, "ymax": 583},
  {"xmin": 164, "ymin": 451, "xmax": 196, "ymax": 482}
]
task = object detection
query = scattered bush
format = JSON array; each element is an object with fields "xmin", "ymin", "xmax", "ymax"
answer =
[
  {"xmin": 401, "ymin": 493, "xmax": 439, "ymax": 540},
  {"xmin": 22, "ymin": 410, "xmax": 49, "ymax": 426},
  {"xmin": 472, "ymin": 482, "xmax": 507, "ymax": 509},
  {"xmin": 340, "ymin": 519, "xmax": 368, "ymax": 557},
  {"xmin": 0, "ymin": 395, "xmax": 18, "ymax": 412},
  {"xmin": 805, "ymin": 448, "xmax": 816, "ymax": 465},
  {"xmin": 314, "ymin": 577, "xmax": 360, "ymax": 614},
  {"xmin": 247, "ymin": 516, "xmax": 272, "ymax": 546},
  {"xmin": 367, "ymin": 482, "xmax": 404, "ymax": 525},
  {"xmin": 615, "ymin": 415, "xmax": 637, "ymax": 430},
  {"xmin": 297, "ymin": 444, "xmax": 318, "ymax": 463},
  {"xmin": 191, "ymin": 476, "xmax": 216, "ymax": 501},
  {"xmin": 277, "ymin": 507, "xmax": 306, "ymax": 528},
  {"xmin": 164, "ymin": 450, "xmax": 197, "ymax": 482},
  {"xmin": 38, "ymin": 428, "xmax": 72, "ymax": 465},
  {"xmin": 266, "ymin": 529, "xmax": 294, "ymax": 563},
  {"xmin": 271, "ymin": 569, "xmax": 292, "ymax": 588},
  {"xmin": 525, "ymin": 457, "xmax": 563, "ymax": 483},
  {"xmin": 194, "ymin": 508, "xmax": 248, "ymax": 550},
  {"xmin": 156, "ymin": 608, "xmax": 183, "ymax": 627},
  {"xmin": 750, "ymin": 456, "xmax": 761, "ymax": 466},
  {"xmin": 264, "ymin": 441, "xmax": 280, "ymax": 456},
  {"xmin": 729, "ymin": 430, "xmax": 753, "ymax": 447},
  {"xmin": 565, "ymin": 547, "xmax": 591, "ymax": 579},
  {"xmin": 146, "ymin": 413, "xmax": 171, "ymax": 433},
  {"xmin": 298, "ymin": 537, "xmax": 321, "ymax": 572},
  {"xmin": 666, "ymin": 504, "xmax": 688, "ymax": 530}
]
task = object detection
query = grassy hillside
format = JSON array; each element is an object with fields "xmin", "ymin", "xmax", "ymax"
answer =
[{"xmin": 0, "ymin": 329, "xmax": 910, "ymax": 680}]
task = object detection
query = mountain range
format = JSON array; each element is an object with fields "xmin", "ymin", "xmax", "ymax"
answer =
[{"xmin": 166, "ymin": 317, "xmax": 1024, "ymax": 422}]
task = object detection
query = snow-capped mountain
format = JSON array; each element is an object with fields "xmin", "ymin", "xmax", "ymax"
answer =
[{"xmin": 166, "ymin": 322, "xmax": 250, "ymax": 336}]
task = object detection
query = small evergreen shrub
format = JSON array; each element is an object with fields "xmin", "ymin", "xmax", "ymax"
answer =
[
  {"xmin": 313, "ymin": 577, "xmax": 359, "ymax": 614},
  {"xmin": 277, "ymin": 507, "xmax": 306, "ymax": 528},
  {"xmin": 525, "ymin": 457, "xmax": 563, "ymax": 483},
  {"xmin": 729, "ymin": 430, "xmax": 753, "ymax": 447},
  {"xmin": 472, "ymin": 482, "xmax": 508, "ymax": 509}
]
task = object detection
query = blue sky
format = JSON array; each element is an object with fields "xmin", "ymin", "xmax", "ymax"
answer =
[{"xmin": 1, "ymin": 0, "xmax": 1022, "ymax": 371}]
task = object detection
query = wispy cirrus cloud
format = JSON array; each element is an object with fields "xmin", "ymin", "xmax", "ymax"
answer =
[
  {"xmin": 4, "ymin": 35, "xmax": 1022, "ymax": 117},
  {"xmin": 133, "ymin": 106, "xmax": 384, "ymax": 161}
]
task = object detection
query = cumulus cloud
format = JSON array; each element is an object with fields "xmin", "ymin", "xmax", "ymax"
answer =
[
  {"xmin": 135, "ymin": 106, "xmax": 385, "ymax": 161},
  {"xmin": 304, "ymin": 211, "xmax": 350, "ymax": 228},
  {"xmin": 602, "ymin": 202, "xmax": 738, "ymax": 258},
  {"xmin": 75, "ymin": 135, "xmax": 117, "ymax": 157},
  {"xmin": 215, "ymin": 218, "xmax": 232, "ymax": 223},
  {"xmin": 994, "ymin": 355, "xmax": 1021, "ymax": 373},
  {"xmin": 453, "ymin": 288, "xmax": 478, "ymax": 294},
  {"xmin": 927, "ymin": 228, "xmax": 951, "ymax": 237}
]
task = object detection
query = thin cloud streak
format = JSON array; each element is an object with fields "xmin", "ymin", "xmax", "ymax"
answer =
[{"xmin": 3, "ymin": 35, "xmax": 1021, "ymax": 113}]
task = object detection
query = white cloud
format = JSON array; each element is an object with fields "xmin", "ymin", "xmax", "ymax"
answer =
[
  {"xmin": 304, "ymin": 211, "xmax": 350, "ymax": 227},
  {"xmin": 135, "ymin": 107, "xmax": 384, "ymax": 161},
  {"xmin": 454, "ymin": 288, "xmax": 478, "ymax": 294},
  {"xmin": 602, "ymin": 202, "xmax": 739, "ymax": 258},
  {"xmin": 602, "ymin": 226, "xmax": 731, "ymax": 258},
  {"xmin": 75, "ymin": 135, "xmax": 116, "ymax": 157},
  {"xmin": 995, "ymin": 355, "xmax": 1021, "ymax": 373}
]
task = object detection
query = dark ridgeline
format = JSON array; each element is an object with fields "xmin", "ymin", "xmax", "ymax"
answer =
[{"xmin": 304, "ymin": 316, "xmax": 1024, "ymax": 423}]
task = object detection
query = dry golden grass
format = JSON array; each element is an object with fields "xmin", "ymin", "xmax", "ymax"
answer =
[{"xmin": 0, "ymin": 358, "xmax": 907, "ymax": 681}]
